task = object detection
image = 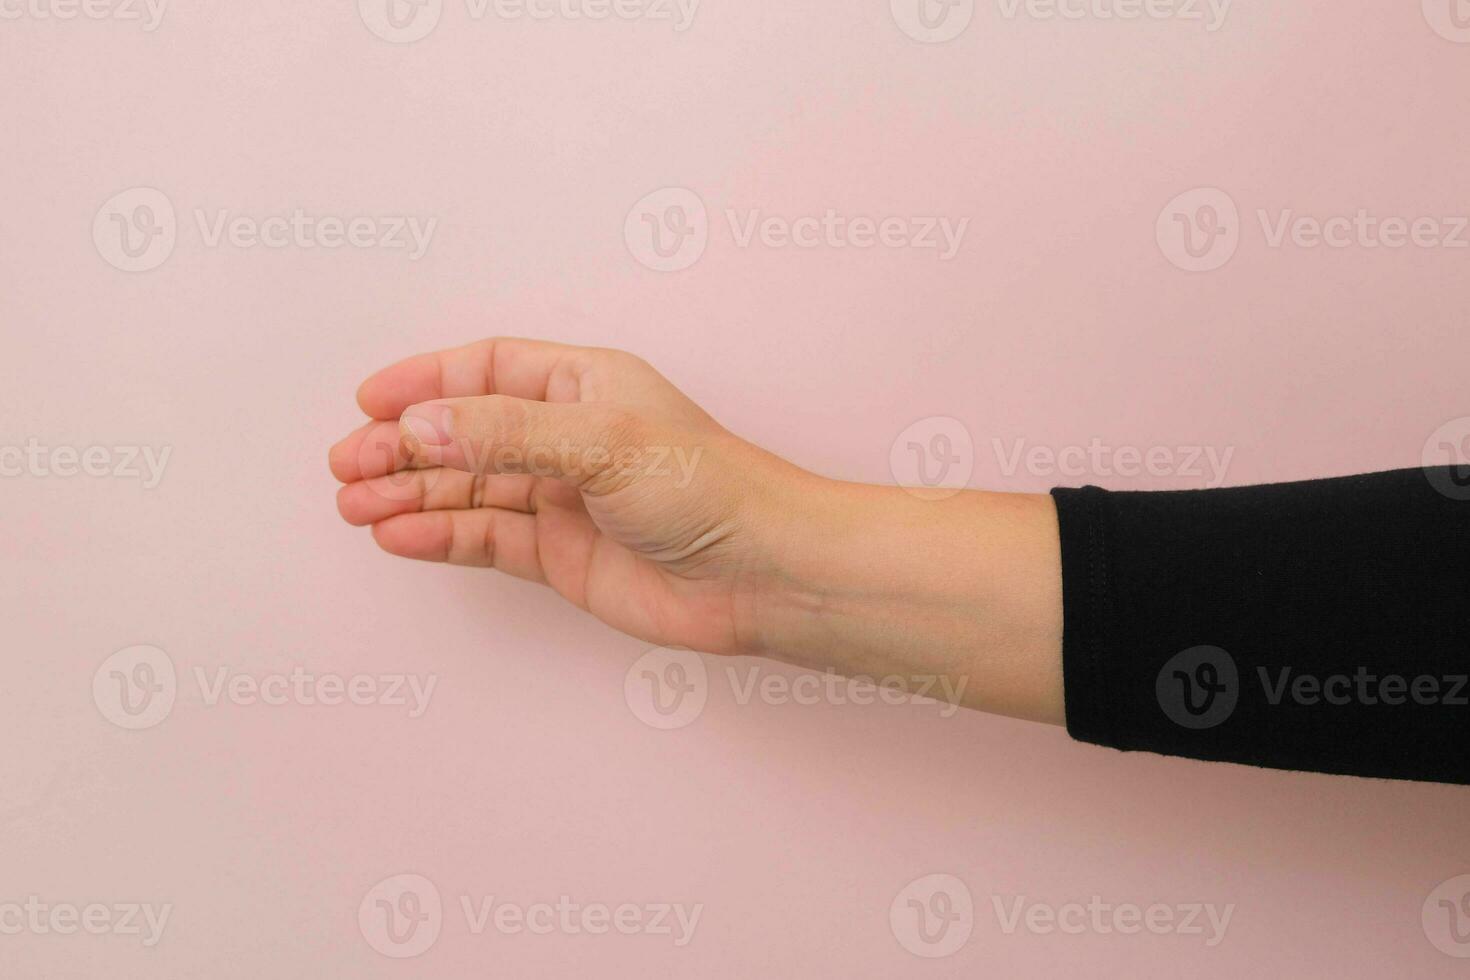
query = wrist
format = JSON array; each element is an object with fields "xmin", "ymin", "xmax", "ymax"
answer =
[{"xmin": 741, "ymin": 476, "xmax": 1066, "ymax": 724}]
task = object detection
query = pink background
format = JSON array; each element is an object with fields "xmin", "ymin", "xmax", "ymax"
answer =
[{"xmin": 4, "ymin": 0, "xmax": 1469, "ymax": 975}]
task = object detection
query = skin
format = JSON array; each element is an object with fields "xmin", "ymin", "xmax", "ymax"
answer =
[{"xmin": 329, "ymin": 337, "xmax": 1066, "ymax": 725}]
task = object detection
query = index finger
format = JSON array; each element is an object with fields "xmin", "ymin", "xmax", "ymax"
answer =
[{"xmin": 355, "ymin": 337, "xmax": 594, "ymax": 420}]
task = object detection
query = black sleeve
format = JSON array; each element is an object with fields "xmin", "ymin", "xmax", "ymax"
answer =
[{"xmin": 1050, "ymin": 467, "xmax": 1470, "ymax": 785}]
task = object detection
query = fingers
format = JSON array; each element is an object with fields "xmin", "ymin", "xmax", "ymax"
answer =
[
  {"xmin": 370, "ymin": 509, "xmax": 547, "ymax": 582},
  {"xmin": 336, "ymin": 468, "xmax": 541, "ymax": 527},
  {"xmin": 398, "ymin": 394, "xmax": 649, "ymax": 491},
  {"xmin": 329, "ymin": 420, "xmax": 432, "ymax": 483},
  {"xmin": 356, "ymin": 338, "xmax": 595, "ymax": 420}
]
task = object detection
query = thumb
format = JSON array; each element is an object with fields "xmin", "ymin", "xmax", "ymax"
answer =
[{"xmin": 399, "ymin": 395, "xmax": 650, "ymax": 491}]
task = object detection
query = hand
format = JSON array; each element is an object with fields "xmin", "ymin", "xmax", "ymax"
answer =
[
  {"xmin": 330, "ymin": 337, "xmax": 1065, "ymax": 723},
  {"xmin": 330, "ymin": 337, "xmax": 811, "ymax": 657}
]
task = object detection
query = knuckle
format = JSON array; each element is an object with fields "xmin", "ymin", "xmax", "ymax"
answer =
[
  {"xmin": 483, "ymin": 394, "xmax": 529, "ymax": 446},
  {"xmin": 597, "ymin": 407, "xmax": 650, "ymax": 455},
  {"xmin": 590, "ymin": 347, "xmax": 650, "ymax": 376},
  {"xmin": 481, "ymin": 517, "xmax": 497, "ymax": 568},
  {"xmin": 615, "ymin": 350, "xmax": 657, "ymax": 378},
  {"xmin": 571, "ymin": 407, "xmax": 651, "ymax": 493},
  {"xmin": 469, "ymin": 473, "xmax": 490, "ymax": 510}
]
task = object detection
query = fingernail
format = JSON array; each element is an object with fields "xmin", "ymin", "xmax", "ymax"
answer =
[{"xmin": 401, "ymin": 405, "xmax": 453, "ymax": 447}]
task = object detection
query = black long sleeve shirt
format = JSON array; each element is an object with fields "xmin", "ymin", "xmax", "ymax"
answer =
[{"xmin": 1051, "ymin": 466, "xmax": 1470, "ymax": 785}]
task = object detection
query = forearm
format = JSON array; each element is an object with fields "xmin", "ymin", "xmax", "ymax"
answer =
[
  {"xmin": 745, "ymin": 463, "xmax": 1470, "ymax": 786},
  {"xmin": 746, "ymin": 474, "xmax": 1066, "ymax": 724}
]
